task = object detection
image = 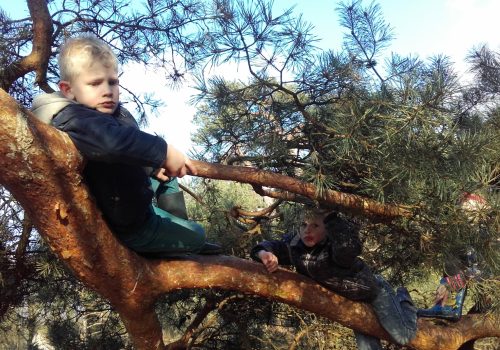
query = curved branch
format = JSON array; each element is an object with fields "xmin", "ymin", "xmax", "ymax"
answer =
[
  {"xmin": 230, "ymin": 199, "xmax": 282, "ymax": 219},
  {"xmin": 1, "ymin": 0, "xmax": 54, "ymax": 92},
  {"xmin": 178, "ymin": 182, "xmax": 205, "ymax": 205},
  {"xmin": 191, "ymin": 160, "xmax": 411, "ymax": 220},
  {"xmin": 143, "ymin": 256, "xmax": 500, "ymax": 350}
]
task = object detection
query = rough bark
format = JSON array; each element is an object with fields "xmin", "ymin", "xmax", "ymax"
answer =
[{"xmin": 1, "ymin": 90, "xmax": 499, "ymax": 350}]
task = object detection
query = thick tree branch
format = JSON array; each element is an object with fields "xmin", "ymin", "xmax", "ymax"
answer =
[
  {"xmin": 1, "ymin": 91, "xmax": 498, "ymax": 350},
  {"xmin": 191, "ymin": 160, "xmax": 411, "ymax": 220},
  {"xmin": 0, "ymin": 0, "xmax": 54, "ymax": 92}
]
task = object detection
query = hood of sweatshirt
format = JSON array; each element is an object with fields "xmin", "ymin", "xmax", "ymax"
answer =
[{"xmin": 31, "ymin": 92, "xmax": 76, "ymax": 124}]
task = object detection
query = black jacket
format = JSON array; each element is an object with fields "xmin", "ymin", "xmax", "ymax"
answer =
[
  {"xmin": 51, "ymin": 103, "xmax": 167, "ymax": 235},
  {"xmin": 251, "ymin": 229, "xmax": 379, "ymax": 301}
]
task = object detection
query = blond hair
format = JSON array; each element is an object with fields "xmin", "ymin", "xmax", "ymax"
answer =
[
  {"xmin": 303, "ymin": 207, "xmax": 331, "ymax": 220},
  {"xmin": 58, "ymin": 35, "xmax": 118, "ymax": 82}
]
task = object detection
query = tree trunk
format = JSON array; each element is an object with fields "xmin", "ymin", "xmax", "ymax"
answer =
[{"xmin": 0, "ymin": 90, "xmax": 498, "ymax": 350}]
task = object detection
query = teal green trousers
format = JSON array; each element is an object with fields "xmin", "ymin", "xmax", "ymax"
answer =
[{"xmin": 120, "ymin": 177, "xmax": 206, "ymax": 257}]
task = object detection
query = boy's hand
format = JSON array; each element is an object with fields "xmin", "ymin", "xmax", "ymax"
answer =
[
  {"xmin": 184, "ymin": 158, "xmax": 198, "ymax": 176},
  {"xmin": 151, "ymin": 168, "xmax": 170, "ymax": 181},
  {"xmin": 164, "ymin": 145, "xmax": 190, "ymax": 178},
  {"xmin": 257, "ymin": 250, "xmax": 279, "ymax": 273}
]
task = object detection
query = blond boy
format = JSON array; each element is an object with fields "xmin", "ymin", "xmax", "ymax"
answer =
[{"xmin": 32, "ymin": 35, "xmax": 220, "ymax": 256}]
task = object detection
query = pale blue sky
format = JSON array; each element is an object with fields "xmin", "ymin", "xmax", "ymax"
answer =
[
  {"xmin": 273, "ymin": 0, "xmax": 499, "ymax": 74},
  {"xmin": 3, "ymin": 0, "xmax": 498, "ymax": 72},
  {"xmin": 2, "ymin": 0, "xmax": 499, "ymax": 153}
]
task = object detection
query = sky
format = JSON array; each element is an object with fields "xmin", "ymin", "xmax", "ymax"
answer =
[{"xmin": 2, "ymin": 0, "xmax": 500, "ymax": 154}]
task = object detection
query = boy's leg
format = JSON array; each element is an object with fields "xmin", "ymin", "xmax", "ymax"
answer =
[
  {"xmin": 417, "ymin": 282, "xmax": 467, "ymax": 321},
  {"xmin": 370, "ymin": 275, "xmax": 417, "ymax": 345},
  {"xmin": 122, "ymin": 206, "xmax": 205, "ymax": 257},
  {"xmin": 354, "ymin": 331, "xmax": 383, "ymax": 350},
  {"xmin": 151, "ymin": 177, "xmax": 188, "ymax": 220}
]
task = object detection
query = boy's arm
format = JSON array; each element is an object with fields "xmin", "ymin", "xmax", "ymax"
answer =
[
  {"xmin": 256, "ymin": 250, "xmax": 279, "ymax": 273},
  {"xmin": 250, "ymin": 239, "xmax": 293, "ymax": 265},
  {"xmin": 163, "ymin": 145, "xmax": 197, "ymax": 178},
  {"xmin": 53, "ymin": 105, "xmax": 166, "ymax": 168}
]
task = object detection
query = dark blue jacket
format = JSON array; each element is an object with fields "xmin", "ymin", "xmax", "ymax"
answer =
[
  {"xmin": 51, "ymin": 104, "xmax": 167, "ymax": 235},
  {"xmin": 251, "ymin": 226, "xmax": 379, "ymax": 301}
]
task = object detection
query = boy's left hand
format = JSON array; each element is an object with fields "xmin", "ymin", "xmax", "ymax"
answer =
[
  {"xmin": 164, "ymin": 145, "xmax": 192, "ymax": 178},
  {"xmin": 151, "ymin": 168, "xmax": 170, "ymax": 181}
]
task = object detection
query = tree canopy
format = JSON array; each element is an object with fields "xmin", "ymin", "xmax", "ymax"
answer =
[{"xmin": 0, "ymin": 0, "xmax": 498, "ymax": 349}]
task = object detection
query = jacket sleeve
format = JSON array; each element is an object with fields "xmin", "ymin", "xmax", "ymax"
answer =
[
  {"xmin": 53, "ymin": 105, "xmax": 167, "ymax": 168},
  {"xmin": 250, "ymin": 238, "xmax": 293, "ymax": 265}
]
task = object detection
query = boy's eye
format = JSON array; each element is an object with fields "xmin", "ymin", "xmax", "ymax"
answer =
[
  {"xmin": 109, "ymin": 79, "xmax": 119, "ymax": 86},
  {"xmin": 300, "ymin": 222, "xmax": 307, "ymax": 227}
]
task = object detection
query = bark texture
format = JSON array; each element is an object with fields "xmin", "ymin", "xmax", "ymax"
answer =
[{"xmin": 1, "ymin": 90, "xmax": 499, "ymax": 350}]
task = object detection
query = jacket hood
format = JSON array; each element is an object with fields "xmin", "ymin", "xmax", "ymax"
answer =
[{"xmin": 31, "ymin": 92, "xmax": 76, "ymax": 124}]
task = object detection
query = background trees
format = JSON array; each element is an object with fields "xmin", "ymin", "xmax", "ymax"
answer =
[
  {"xmin": 192, "ymin": 0, "xmax": 498, "ymax": 300},
  {"xmin": 0, "ymin": 0, "xmax": 498, "ymax": 349}
]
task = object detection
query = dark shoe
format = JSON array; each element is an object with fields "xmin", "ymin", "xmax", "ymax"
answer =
[{"xmin": 198, "ymin": 242, "xmax": 222, "ymax": 255}]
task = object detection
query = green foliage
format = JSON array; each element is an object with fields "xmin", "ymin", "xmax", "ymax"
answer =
[
  {"xmin": 186, "ymin": 179, "xmax": 272, "ymax": 256},
  {"xmin": 192, "ymin": 0, "xmax": 499, "ymax": 280}
]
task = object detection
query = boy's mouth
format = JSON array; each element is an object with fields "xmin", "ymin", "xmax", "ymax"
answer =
[{"xmin": 101, "ymin": 102, "xmax": 115, "ymax": 108}]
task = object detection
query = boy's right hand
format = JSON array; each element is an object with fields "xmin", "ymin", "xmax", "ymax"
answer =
[
  {"xmin": 164, "ymin": 145, "xmax": 196, "ymax": 178},
  {"xmin": 257, "ymin": 250, "xmax": 279, "ymax": 273}
]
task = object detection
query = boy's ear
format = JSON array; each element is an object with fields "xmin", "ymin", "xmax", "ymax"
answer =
[{"xmin": 58, "ymin": 81, "xmax": 74, "ymax": 99}]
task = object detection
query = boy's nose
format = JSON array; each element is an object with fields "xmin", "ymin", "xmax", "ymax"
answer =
[{"xmin": 102, "ymin": 85, "xmax": 113, "ymax": 96}]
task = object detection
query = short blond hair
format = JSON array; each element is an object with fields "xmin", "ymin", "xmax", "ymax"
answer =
[
  {"xmin": 303, "ymin": 207, "xmax": 331, "ymax": 220},
  {"xmin": 58, "ymin": 35, "xmax": 118, "ymax": 82}
]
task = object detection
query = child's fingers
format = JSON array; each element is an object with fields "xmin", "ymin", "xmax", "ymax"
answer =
[
  {"xmin": 263, "ymin": 256, "xmax": 278, "ymax": 273},
  {"xmin": 185, "ymin": 158, "xmax": 198, "ymax": 176},
  {"xmin": 268, "ymin": 263, "xmax": 278, "ymax": 273},
  {"xmin": 177, "ymin": 166, "xmax": 187, "ymax": 178},
  {"xmin": 265, "ymin": 262, "xmax": 276, "ymax": 273},
  {"xmin": 152, "ymin": 168, "xmax": 170, "ymax": 181}
]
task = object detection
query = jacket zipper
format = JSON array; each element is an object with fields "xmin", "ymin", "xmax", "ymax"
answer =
[{"xmin": 304, "ymin": 245, "xmax": 320, "ymax": 277}]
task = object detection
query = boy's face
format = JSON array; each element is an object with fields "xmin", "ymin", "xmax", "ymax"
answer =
[
  {"xmin": 299, "ymin": 215, "xmax": 327, "ymax": 247},
  {"xmin": 59, "ymin": 61, "xmax": 119, "ymax": 114}
]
